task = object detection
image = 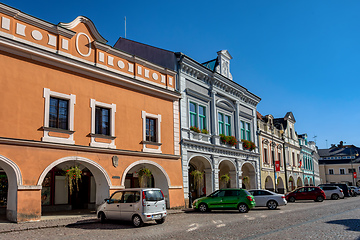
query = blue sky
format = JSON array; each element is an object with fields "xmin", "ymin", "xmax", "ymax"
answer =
[{"xmin": 3, "ymin": 0, "xmax": 360, "ymax": 149}]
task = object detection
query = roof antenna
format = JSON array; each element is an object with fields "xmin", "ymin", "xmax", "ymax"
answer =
[{"xmin": 124, "ymin": 16, "xmax": 127, "ymax": 39}]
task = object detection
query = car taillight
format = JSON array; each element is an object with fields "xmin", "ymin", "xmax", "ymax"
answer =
[
  {"xmin": 340, "ymin": 189, "xmax": 343, "ymax": 192},
  {"xmin": 281, "ymin": 196, "xmax": 285, "ymax": 199},
  {"xmin": 161, "ymin": 190, "xmax": 165, "ymax": 198},
  {"xmin": 247, "ymin": 196, "xmax": 253, "ymax": 201},
  {"xmin": 142, "ymin": 191, "xmax": 146, "ymax": 206}
]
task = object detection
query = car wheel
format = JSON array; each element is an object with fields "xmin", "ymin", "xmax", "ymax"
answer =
[
  {"xmin": 267, "ymin": 200, "xmax": 278, "ymax": 210},
  {"xmin": 99, "ymin": 212, "xmax": 106, "ymax": 224},
  {"xmin": 354, "ymin": 193, "xmax": 357, "ymax": 197},
  {"xmin": 155, "ymin": 218, "xmax": 165, "ymax": 224},
  {"xmin": 198, "ymin": 203, "xmax": 209, "ymax": 213},
  {"xmin": 315, "ymin": 196, "xmax": 324, "ymax": 202},
  {"xmin": 288, "ymin": 197, "xmax": 295, "ymax": 202},
  {"xmin": 132, "ymin": 215, "xmax": 144, "ymax": 227},
  {"xmin": 238, "ymin": 203, "xmax": 249, "ymax": 213},
  {"xmin": 331, "ymin": 194, "xmax": 339, "ymax": 200}
]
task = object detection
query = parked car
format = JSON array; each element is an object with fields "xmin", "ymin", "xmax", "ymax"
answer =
[
  {"xmin": 248, "ymin": 189, "xmax": 287, "ymax": 210},
  {"xmin": 319, "ymin": 186, "xmax": 344, "ymax": 200},
  {"xmin": 349, "ymin": 186, "xmax": 359, "ymax": 196},
  {"xmin": 318, "ymin": 184, "xmax": 352, "ymax": 197},
  {"xmin": 97, "ymin": 188, "xmax": 167, "ymax": 227},
  {"xmin": 192, "ymin": 188, "xmax": 256, "ymax": 213},
  {"xmin": 285, "ymin": 186, "xmax": 326, "ymax": 202}
]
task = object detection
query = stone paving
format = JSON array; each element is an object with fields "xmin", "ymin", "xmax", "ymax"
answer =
[{"xmin": 0, "ymin": 209, "xmax": 186, "ymax": 234}]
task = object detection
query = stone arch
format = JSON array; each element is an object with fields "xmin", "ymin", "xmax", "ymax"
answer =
[
  {"xmin": 37, "ymin": 156, "xmax": 111, "ymax": 206},
  {"xmin": 218, "ymin": 159, "xmax": 237, "ymax": 189},
  {"xmin": 277, "ymin": 176, "xmax": 285, "ymax": 194},
  {"xmin": 297, "ymin": 177, "xmax": 303, "ymax": 188},
  {"xmin": 304, "ymin": 177, "xmax": 309, "ymax": 186},
  {"xmin": 188, "ymin": 155, "xmax": 213, "ymax": 198},
  {"xmin": 241, "ymin": 162, "xmax": 256, "ymax": 189},
  {"xmin": 309, "ymin": 177, "xmax": 314, "ymax": 186},
  {"xmin": 264, "ymin": 176, "xmax": 274, "ymax": 191},
  {"xmin": 121, "ymin": 160, "xmax": 171, "ymax": 208},
  {"xmin": 216, "ymin": 99, "xmax": 236, "ymax": 112},
  {"xmin": 288, "ymin": 175, "xmax": 295, "ymax": 191},
  {"xmin": 0, "ymin": 155, "xmax": 23, "ymax": 222}
]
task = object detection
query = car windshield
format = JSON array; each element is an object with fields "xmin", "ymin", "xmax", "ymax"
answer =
[{"xmin": 144, "ymin": 190, "xmax": 164, "ymax": 201}]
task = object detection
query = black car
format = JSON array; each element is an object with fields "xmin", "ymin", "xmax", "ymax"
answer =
[{"xmin": 318, "ymin": 184, "xmax": 352, "ymax": 197}]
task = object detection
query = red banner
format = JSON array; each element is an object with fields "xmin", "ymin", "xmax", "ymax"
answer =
[
  {"xmin": 354, "ymin": 172, "xmax": 357, "ymax": 179},
  {"xmin": 275, "ymin": 161, "xmax": 280, "ymax": 172}
]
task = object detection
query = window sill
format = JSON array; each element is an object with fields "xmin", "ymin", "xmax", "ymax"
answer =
[
  {"xmin": 90, "ymin": 133, "xmax": 116, "ymax": 140},
  {"xmin": 42, "ymin": 127, "xmax": 75, "ymax": 134},
  {"xmin": 141, "ymin": 141, "xmax": 162, "ymax": 146}
]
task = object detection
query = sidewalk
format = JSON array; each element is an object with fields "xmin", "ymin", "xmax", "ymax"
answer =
[{"xmin": 0, "ymin": 209, "xmax": 186, "ymax": 234}]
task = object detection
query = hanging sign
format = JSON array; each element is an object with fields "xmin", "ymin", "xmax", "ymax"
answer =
[{"xmin": 354, "ymin": 172, "xmax": 357, "ymax": 179}]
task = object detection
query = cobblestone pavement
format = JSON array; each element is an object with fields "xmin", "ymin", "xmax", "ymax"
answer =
[{"xmin": 1, "ymin": 198, "xmax": 360, "ymax": 239}]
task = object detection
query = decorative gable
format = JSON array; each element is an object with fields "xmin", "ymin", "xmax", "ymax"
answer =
[{"xmin": 216, "ymin": 50, "xmax": 233, "ymax": 80}]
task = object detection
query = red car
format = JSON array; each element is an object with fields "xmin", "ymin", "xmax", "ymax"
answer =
[{"xmin": 286, "ymin": 186, "xmax": 326, "ymax": 202}]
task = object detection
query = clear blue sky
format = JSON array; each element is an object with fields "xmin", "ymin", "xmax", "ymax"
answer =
[{"xmin": 3, "ymin": 0, "xmax": 360, "ymax": 149}]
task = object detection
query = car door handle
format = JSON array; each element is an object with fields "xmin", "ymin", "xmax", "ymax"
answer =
[
  {"xmin": 117, "ymin": 205, "xmax": 120, "ymax": 207},
  {"xmin": 129, "ymin": 205, "xmax": 132, "ymax": 207}
]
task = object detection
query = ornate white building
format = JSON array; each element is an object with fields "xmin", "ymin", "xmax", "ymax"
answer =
[{"xmin": 176, "ymin": 50, "xmax": 261, "ymax": 204}]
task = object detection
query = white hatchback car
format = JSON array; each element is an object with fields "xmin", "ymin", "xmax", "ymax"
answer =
[
  {"xmin": 248, "ymin": 189, "xmax": 287, "ymax": 210},
  {"xmin": 97, "ymin": 188, "xmax": 167, "ymax": 227},
  {"xmin": 319, "ymin": 186, "xmax": 344, "ymax": 200}
]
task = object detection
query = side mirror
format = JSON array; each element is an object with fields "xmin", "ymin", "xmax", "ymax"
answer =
[{"xmin": 104, "ymin": 198, "xmax": 109, "ymax": 203}]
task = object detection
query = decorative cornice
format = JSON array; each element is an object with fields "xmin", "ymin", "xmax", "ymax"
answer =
[
  {"xmin": 182, "ymin": 139, "xmax": 260, "ymax": 159},
  {"xmin": 0, "ymin": 137, "xmax": 180, "ymax": 160},
  {"xmin": 0, "ymin": 3, "xmax": 75, "ymax": 38},
  {"xmin": 180, "ymin": 59, "xmax": 260, "ymax": 107}
]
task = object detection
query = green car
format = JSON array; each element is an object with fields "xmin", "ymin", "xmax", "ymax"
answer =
[{"xmin": 192, "ymin": 188, "xmax": 256, "ymax": 213}]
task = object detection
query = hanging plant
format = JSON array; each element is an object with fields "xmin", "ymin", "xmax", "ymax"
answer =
[
  {"xmin": 220, "ymin": 174, "xmax": 230, "ymax": 184},
  {"xmin": 138, "ymin": 168, "xmax": 152, "ymax": 188},
  {"xmin": 243, "ymin": 176, "xmax": 249, "ymax": 184},
  {"xmin": 191, "ymin": 170, "xmax": 204, "ymax": 191},
  {"xmin": 65, "ymin": 166, "xmax": 82, "ymax": 195}
]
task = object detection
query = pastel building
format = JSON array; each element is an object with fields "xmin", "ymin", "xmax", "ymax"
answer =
[{"xmin": 0, "ymin": 3, "xmax": 184, "ymax": 222}]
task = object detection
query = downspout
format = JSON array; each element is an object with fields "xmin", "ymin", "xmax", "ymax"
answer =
[{"xmin": 283, "ymin": 142, "xmax": 289, "ymax": 192}]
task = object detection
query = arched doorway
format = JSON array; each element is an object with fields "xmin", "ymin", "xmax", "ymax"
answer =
[
  {"xmin": 277, "ymin": 177, "xmax": 285, "ymax": 193},
  {"xmin": 0, "ymin": 155, "xmax": 22, "ymax": 222},
  {"xmin": 288, "ymin": 176, "xmax": 295, "ymax": 191},
  {"xmin": 304, "ymin": 177, "xmax": 309, "ymax": 186},
  {"xmin": 241, "ymin": 162, "xmax": 256, "ymax": 189},
  {"xmin": 218, "ymin": 160, "xmax": 236, "ymax": 189},
  {"xmin": 265, "ymin": 176, "xmax": 274, "ymax": 191},
  {"xmin": 188, "ymin": 156, "xmax": 212, "ymax": 199},
  {"xmin": 297, "ymin": 177, "xmax": 303, "ymax": 188},
  {"xmin": 121, "ymin": 160, "xmax": 171, "ymax": 208},
  {"xmin": 309, "ymin": 178, "xmax": 314, "ymax": 186},
  {"xmin": 38, "ymin": 157, "xmax": 111, "ymax": 213}
]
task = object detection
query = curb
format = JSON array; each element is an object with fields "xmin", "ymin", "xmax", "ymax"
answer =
[{"xmin": 0, "ymin": 209, "xmax": 188, "ymax": 234}]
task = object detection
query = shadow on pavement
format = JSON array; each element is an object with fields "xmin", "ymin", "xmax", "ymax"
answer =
[
  {"xmin": 66, "ymin": 219, "xmax": 157, "ymax": 230},
  {"xmin": 326, "ymin": 219, "xmax": 360, "ymax": 232}
]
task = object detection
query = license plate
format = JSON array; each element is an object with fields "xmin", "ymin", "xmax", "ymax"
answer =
[{"xmin": 152, "ymin": 214, "xmax": 161, "ymax": 219}]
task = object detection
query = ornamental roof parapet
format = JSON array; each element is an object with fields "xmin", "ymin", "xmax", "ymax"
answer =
[{"xmin": 180, "ymin": 57, "xmax": 260, "ymax": 107}]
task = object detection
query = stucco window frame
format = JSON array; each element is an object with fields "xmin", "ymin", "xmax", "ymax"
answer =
[
  {"xmin": 141, "ymin": 111, "xmax": 162, "ymax": 153},
  {"xmin": 187, "ymin": 96, "xmax": 210, "ymax": 132},
  {"xmin": 328, "ymin": 168, "xmax": 334, "ymax": 175},
  {"xmin": 42, "ymin": 88, "xmax": 76, "ymax": 144},
  {"xmin": 90, "ymin": 99, "xmax": 116, "ymax": 149},
  {"xmin": 339, "ymin": 168, "xmax": 345, "ymax": 175}
]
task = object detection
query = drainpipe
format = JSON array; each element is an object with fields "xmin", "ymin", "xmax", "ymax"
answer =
[{"xmin": 283, "ymin": 143, "xmax": 289, "ymax": 192}]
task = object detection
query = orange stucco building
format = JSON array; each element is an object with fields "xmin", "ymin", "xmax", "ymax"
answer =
[{"xmin": 0, "ymin": 3, "xmax": 183, "ymax": 222}]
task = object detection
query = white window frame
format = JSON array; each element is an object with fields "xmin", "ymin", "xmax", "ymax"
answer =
[
  {"xmin": 328, "ymin": 169, "xmax": 334, "ymax": 175},
  {"xmin": 339, "ymin": 168, "xmax": 345, "ymax": 175},
  {"xmin": 42, "ymin": 88, "xmax": 76, "ymax": 144},
  {"xmin": 90, "ymin": 99, "xmax": 116, "ymax": 149},
  {"xmin": 141, "ymin": 111, "xmax": 162, "ymax": 153}
]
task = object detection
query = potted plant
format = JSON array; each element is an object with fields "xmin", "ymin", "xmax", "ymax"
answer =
[
  {"xmin": 138, "ymin": 168, "xmax": 152, "ymax": 188},
  {"xmin": 65, "ymin": 166, "xmax": 82, "ymax": 195},
  {"xmin": 220, "ymin": 134, "xmax": 238, "ymax": 146}
]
